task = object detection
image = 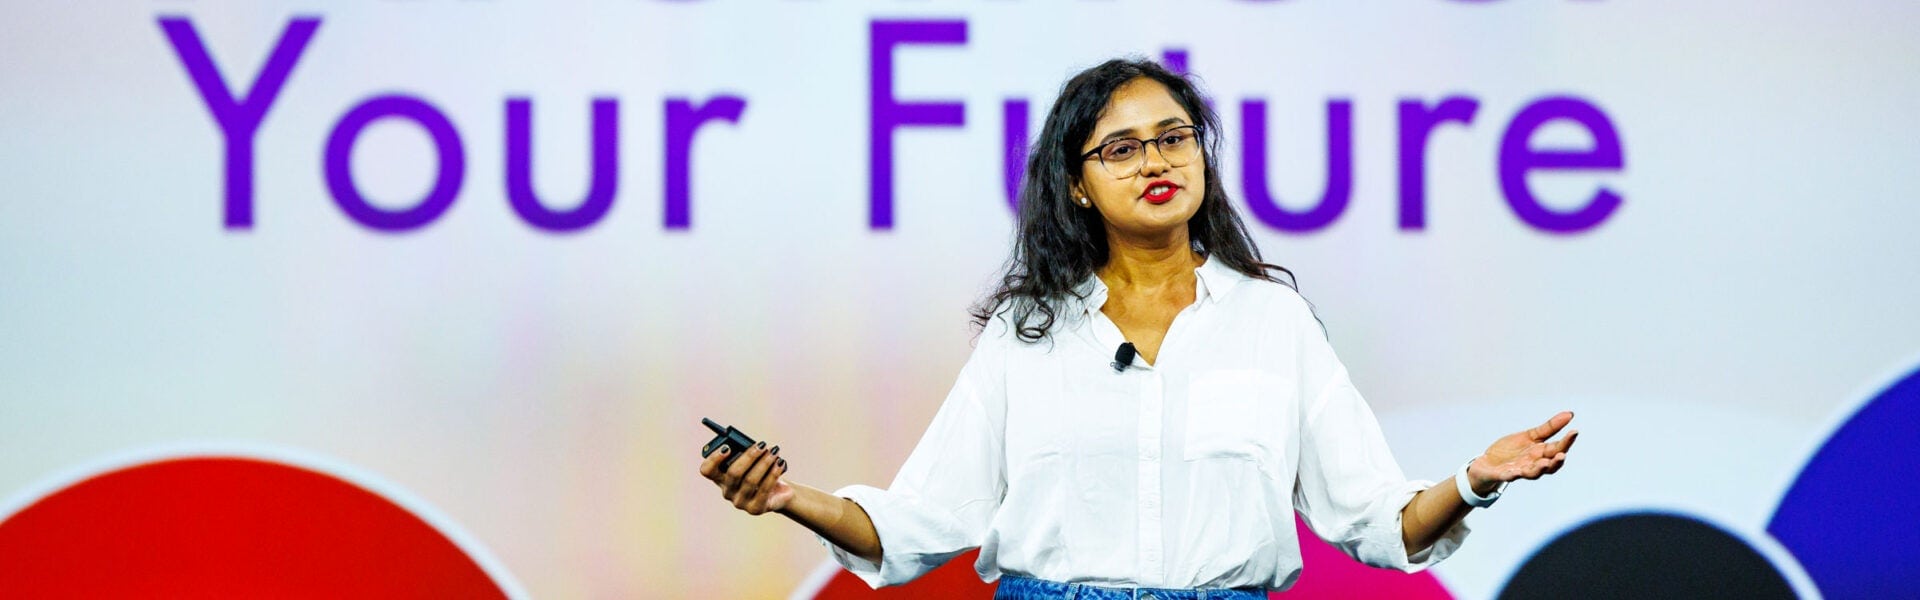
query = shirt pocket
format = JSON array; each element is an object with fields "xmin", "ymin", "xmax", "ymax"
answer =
[{"xmin": 1182, "ymin": 369, "xmax": 1288, "ymax": 466}]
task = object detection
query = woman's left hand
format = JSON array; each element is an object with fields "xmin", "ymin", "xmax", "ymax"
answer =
[{"xmin": 1465, "ymin": 411, "xmax": 1579, "ymax": 493}]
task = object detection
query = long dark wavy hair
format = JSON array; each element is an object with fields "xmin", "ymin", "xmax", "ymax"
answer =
[{"xmin": 972, "ymin": 58, "xmax": 1300, "ymax": 343}]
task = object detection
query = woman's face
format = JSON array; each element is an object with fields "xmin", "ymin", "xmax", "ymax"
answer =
[{"xmin": 1073, "ymin": 77, "xmax": 1206, "ymax": 239}]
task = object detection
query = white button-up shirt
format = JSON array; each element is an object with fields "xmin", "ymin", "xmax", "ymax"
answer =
[{"xmin": 821, "ymin": 255, "xmax": 1468, "ymax": 590}]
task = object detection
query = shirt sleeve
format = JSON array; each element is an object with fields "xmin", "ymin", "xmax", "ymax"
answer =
[
  {"xmin": 1286, "ymin": 298, "xmax": 1468, "ymax": 573},
  {"xmin": 817, "ymin": 327, "xmax": 1009, "ymax": 588}
]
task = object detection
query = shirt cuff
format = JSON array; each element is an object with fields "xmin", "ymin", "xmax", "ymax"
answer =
[
  {"xmin": 814, "ymin": 482, "xmax": 894, "ymax": 584},
  {"xmin": 1383, "ymin": 479, "xmax": 1471, "ymax": 573}
]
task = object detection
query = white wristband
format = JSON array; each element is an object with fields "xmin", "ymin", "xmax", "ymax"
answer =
[{"xmin": 1457, "ymin": 457, "xmax": 1505, "ymax": 508}]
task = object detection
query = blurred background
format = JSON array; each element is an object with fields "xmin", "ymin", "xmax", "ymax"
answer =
[{"xmin": 2, "ymin": 1, "xmax": 1916, "ymax": 598}]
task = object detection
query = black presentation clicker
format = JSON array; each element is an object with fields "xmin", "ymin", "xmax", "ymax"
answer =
[{"xmin": 701, "ymin": 418, "xmax": 757, "ymax": 471}]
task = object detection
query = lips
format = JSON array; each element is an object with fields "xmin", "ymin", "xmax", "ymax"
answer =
[{"xmin": 1141, "ymin": 179, "xmax": 1181, "ymax": 204}]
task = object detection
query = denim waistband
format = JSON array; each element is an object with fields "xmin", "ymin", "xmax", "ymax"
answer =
[{"xmin": 993, "ymin": 575, "xmax": 1267, "ymax": 600}]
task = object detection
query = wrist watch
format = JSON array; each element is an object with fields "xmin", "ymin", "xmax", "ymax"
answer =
[{"xmin": 1457, "ymin": 457, "xmax": 1506, "ymax": 508}]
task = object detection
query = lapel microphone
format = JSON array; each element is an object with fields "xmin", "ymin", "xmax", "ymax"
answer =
[{"xmin": 1112, "ymin": 342, "xmax": 1137, "ymax": 373}]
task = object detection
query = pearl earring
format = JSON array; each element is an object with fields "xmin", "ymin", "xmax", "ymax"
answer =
[{"xmin": 1077, "ymin": 197, "xmax": 1090, "ymax": 207}]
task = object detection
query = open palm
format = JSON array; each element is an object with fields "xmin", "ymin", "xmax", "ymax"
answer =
[{"xmin": 1466, "ymin": 411, "xmax": 1579, "ymax": 490}]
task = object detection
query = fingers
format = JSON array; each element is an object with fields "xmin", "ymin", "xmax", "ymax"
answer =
[
  {"xmin": 1551, "ymin": 429, "xmax": 1580, "ymax": 455},
  {"xmin": 701, "ymin": 438, "xmax": 794, "ymax": 516},
  {"xmin": 1527, "ymin": 411, "xmax": 1575, "ymax": 442},
  {"xmin": 1508, "ymin": 458, "xmax": 1544, "ymax": 480},
  {"xmin": 1519, "ymin": 452, "xmax": 1570, "ymax": 479},
  {"xmin": 698, "ymin": 445, "xmax": 732, "ymax": 481},
  {"xmin": 1487, "ymin": 447, "xmax": 1573, "ymax": 485},
  {"xmin": 743, "ymin": 456, "xmax": 790, "ymax": 514},
  {"xmin": 723, "ymin": 441, "xmax": 768, "ymax": 495},
  {"xmin": 735, "ymin": 444, "xmax": 779, "ymax": 510}
]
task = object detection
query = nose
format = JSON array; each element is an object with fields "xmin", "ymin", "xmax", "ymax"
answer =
[{"xmin": 1137, "ymin": 141, "xmax": 1172, "ymax": 177}]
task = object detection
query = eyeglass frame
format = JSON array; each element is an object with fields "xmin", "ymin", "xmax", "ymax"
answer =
[{"xmin": 1078, "ymin": 124, "xmax": 1205, "ymax": 179}]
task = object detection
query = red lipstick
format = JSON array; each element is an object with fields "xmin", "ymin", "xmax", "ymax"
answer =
[{"xmin": 1141, "ymin": 179, "xmax": 1180, "ymax": 204}]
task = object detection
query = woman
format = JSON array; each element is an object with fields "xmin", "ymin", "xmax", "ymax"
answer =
[{"xmin": 698, "ymin": 58, "xmax": 1578, "ymax": 599}]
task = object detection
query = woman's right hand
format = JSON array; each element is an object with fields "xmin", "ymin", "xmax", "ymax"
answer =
[{"xmin": 699, "ymin": 441, "xmax": 793, "ymax": 515}]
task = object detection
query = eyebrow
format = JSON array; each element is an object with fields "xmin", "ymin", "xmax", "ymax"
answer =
[{"xmin": 1095, "ymin": 117, "xmax": 1191, "ymax": 147}]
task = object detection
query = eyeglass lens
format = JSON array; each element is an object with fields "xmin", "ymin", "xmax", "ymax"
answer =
[{"xmin": 1098, "ymin": 127, "xmax": 1200, "ymax": 178}]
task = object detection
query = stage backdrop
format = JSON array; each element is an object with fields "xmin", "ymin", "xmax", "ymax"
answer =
[{"xmin": 3, "ymin": 1, "xmax": 1917, "ymax": 598}]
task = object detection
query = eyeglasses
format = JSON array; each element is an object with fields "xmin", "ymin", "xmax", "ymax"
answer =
[{"xmin": 1080, "ymin": 125, "xmax": 1203, "ymax": 179}]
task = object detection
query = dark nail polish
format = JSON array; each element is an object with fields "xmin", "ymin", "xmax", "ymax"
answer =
[
  {"xmin": 771, "ymin": 445, "xmax": 781, "ymax": 455},
  {"xmin": 718, "ymin": 446, "xmax": 729, "ymax": 454},
  {"xmin": 777, "ymin": 458, "xmax": 786, "ymax": 469},
  {"xmin": 756, "ymin": 441, "xmax": 765, "ymax": 450}
]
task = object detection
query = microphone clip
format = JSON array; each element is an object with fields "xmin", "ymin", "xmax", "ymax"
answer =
[{"xmin": 1111, "ymin": 342, "xmax": 1137, "ymax": 373}]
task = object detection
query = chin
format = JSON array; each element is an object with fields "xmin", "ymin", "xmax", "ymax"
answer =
[
  {"xmin": 1147, "ymin": 194, "xmax": 1201, "ymax": 217},
  {"xmin": 1132, "ymin": 197, "xmax": 1201, "ymax": 230}
]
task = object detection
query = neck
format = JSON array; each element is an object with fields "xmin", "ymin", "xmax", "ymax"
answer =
[{"xmin": 1098, "ymin": 225, "xmax": 1202, "ymax": 292}]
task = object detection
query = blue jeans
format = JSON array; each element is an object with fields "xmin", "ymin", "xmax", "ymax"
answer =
[{"xmin": 994, "ymin": 575, "xmax": 1267, "ymax": 600}]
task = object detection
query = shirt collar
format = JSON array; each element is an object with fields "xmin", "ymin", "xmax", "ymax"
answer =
[
  {"xmin": 1072, "ymin": 252, "xmax": 1248, "ymax": 315},
  {"xmin": 1193, "ymin": 252, "xmax": 1248, "ymax": 305}
]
